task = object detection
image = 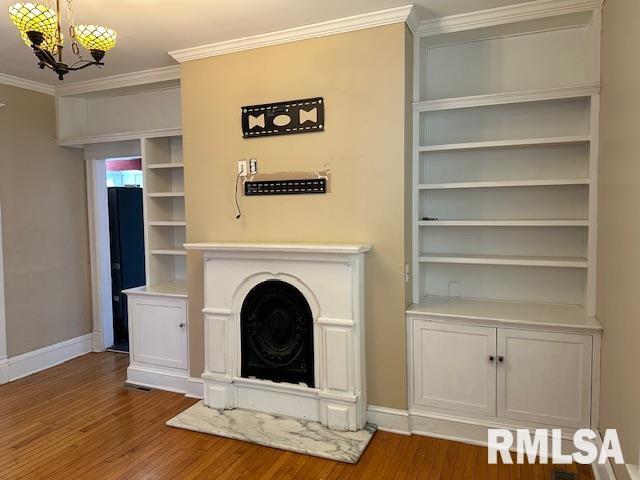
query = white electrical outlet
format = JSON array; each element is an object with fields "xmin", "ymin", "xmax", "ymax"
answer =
[
  {"xmin": 237, "ymin": 160, "xmax": 247, "ymax": 176},
  {"xmin": 448, "ymin": 281, "xmax": 461, "ymax": 298},
  {"xmin": 249, "ymin": 158, "xmax": 258, "ymax": 175}
]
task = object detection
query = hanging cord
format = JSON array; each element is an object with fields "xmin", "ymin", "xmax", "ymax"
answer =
[{"xmin": 234, "ymin": 171, "xmax": 242, "ymax": 219}]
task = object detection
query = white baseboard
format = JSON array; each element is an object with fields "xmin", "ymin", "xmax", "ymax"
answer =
[
  {"xmin": 185, "ymin": 377, "xmax": 205, "ymax": 399},
  {"xmin": 126, "ymin": 365, "xmax": 195, "ymax": 395},
  {"xmin": 0, "ymin": 356, "xmax": 8, "ymax": 384},
  {"xmin": 592, "ymin": 432, "xmax": 617, "ymax": 480},
  {"xmin": 4, "ymin": 333, "xmax": 92, "ymax": 382},
  {"xmin": 367, "ymin": 405, "xmax": 410, "ymax": 435},
  {"xmin": 91, "ymin": 330, "xmax": 105, "ymax": 352}
]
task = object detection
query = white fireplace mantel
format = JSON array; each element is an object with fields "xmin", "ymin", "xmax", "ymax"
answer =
[{"xmin": 186, "ymin": 242, "xmax": 371, "ymax": 431}]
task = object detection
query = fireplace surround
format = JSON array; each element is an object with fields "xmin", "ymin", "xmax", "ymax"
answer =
[{"xmin": 185, "ymin": 242, "xmax": 371, "ymax": 431}]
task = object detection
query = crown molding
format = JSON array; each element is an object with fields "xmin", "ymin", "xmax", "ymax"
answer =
[
  {"xmin": 0, "ymin": 73, "xmax": 54, "ymax": 96},
  {"xmin": 169, "ymin": 4, "xmax": 414, "ymax": 63},
  {"xmin": 405, "ymin": 6, "xmax": 421, "ymax": 35},
  {"xmin": 54, "ymin": 65, "xmax": 180, "ymax": 97},
  {"xmin": 416, "ymin": 0, "xmax": 603, "ymax": 37}
]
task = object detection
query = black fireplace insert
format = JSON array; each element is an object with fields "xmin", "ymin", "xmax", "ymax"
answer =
[{"xmin": 240, "ymin": 280, "xmax": 314, "ymax": 387}]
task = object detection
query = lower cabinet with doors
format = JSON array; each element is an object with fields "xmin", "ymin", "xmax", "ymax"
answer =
[
  {"xmin": 408, "ymin": 309, "xmax": 601, "ymax": 434},
  {"xmin": 123, "ymin": 283, "xmax": 189, "ymax": 392}
]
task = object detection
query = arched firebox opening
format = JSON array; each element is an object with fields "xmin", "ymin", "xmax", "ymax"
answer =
[{"xmin": 240, "ymin": 280, "xmax": 314, "ymax": 387}]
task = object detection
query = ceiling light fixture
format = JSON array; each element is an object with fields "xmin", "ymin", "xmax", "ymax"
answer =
[{"xmin": 8, "ymin": 1, "xmax": 116, "ymax": 80}]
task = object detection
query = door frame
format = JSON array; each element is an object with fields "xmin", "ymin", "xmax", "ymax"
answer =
[
  {"xmin": 0, "ymin": 202, "xmax": 8, "ymax": 383},
  {"xmin": 84, "ymin": 140, "xmax": 141, "ymax": 351}
]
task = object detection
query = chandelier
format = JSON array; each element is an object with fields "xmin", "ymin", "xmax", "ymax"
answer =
[{"xmin": 8, "ymin": 1, "xmax": 116, "ymax": 80}]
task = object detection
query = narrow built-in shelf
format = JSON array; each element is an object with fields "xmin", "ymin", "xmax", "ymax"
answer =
[
  {"xmin": 413, "ymin": 84, "xmax": 600, "ymax": 112},
  {"xmin": 407, "ymin": 296, "xmax": 601, "ymax": 334},
  {"xmin": 150, "ymin": 249, "xmax": 187, "ymax": 256},
  {"xmin": 419, "ymin": 220, "xmax": 589, "ymax": 227},
  {"xmin": 418, "ymin": 179, "xmax": 589, "ymax": 190},
  {"xmin": 149, "ymin": 221, "xmax": 187, "ymax": 227},
  {"xmin": 419, "ymin": 254, "xmax": 588, "ymax": 268},
  {"xmin": 147, "ymin": 162, "xmax": 185, "ymax": 170},
  {"xmin": 419, "ymin": 135, "xmax": 590, "ymax": 153},
  {"xmin": 148, "ymin": 192, "xmax": 185, "ymax": 198}
]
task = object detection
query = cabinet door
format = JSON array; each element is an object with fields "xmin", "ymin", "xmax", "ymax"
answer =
[
  {"xmin": 497, "ymin": 328, "xmax": 591, "ymax": 428},
  {"xmin": 412, "ymin": 319, "xmax": 497, "ymax": 416},
  {"xmin": 130, "ymin": 296, "xmax": 188, "ymax": 370}
]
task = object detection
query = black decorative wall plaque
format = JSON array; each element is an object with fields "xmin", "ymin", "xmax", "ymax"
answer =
[{"xmin": 241, "ymin": 97, "xmax": 324, "ymax": 138}]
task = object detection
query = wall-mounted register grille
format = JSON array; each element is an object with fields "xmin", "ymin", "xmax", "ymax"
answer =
[{"xmin": 244, "ymin": 179, "xmax": 327, "ymax": 196}]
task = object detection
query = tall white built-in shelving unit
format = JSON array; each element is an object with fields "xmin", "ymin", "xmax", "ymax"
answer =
[
  {"xmin": 143, "ymin": 136, "xmax": 187, "ymax": 291},
  {"xmin": 407, "ymin": 1, "xmax": 604, "ymax": 441},
  {"xmin": 411, "ymin": 6, "xmax": 602, "ymax": 318}
]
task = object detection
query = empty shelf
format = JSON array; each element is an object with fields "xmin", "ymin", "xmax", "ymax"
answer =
[
  {"xmin": 413, "ymin": 84, "xmax": 600, "ymax": 112},
  {"xmin": 419, "ymin": 135, "xmax": 591, "ymax": 153},
  {"xmin": 147, "ymin": 162, "xmax": 185, "ymax": 169},
  {"xmin": 150, "ymin": 249, "xmax": 187, "ymax": 256},
  {"xmin": 418, "ymin": 179, "xmax": 589, "ymax": 190},
  {"xmin": 149, "ymin": 221, "xmax": 187, "ymax": 227},
  {"xmin": 148, "ymin": 192, "xmax": 185, "ymax": 198},
  {"xmin": 123, "ymin": 280, "xmax": 188, "ymax": 298},
  {"xmin": 407, "ymin": 296, "xmax": 601, "ymax": 333},
  {"xmin": 418, "ymin": 220, "xmax": 589, "ymax": 227},
  {"xmin": 419, "ymin": 254, "xmax": 588, "ymax": 268}
]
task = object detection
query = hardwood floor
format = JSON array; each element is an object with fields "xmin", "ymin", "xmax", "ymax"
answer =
[{"xmin": 0, "ymin": 352, "xmax": 594, "ymax": 479}]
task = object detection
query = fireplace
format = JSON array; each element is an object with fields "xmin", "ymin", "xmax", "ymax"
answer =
[
  {"xmin": 241, "ymin": 280, "xmax": 314, "ymax": 387},
  {"xmin": 185, "ymin": 242, "xmax": 371, "ymax": 431}
]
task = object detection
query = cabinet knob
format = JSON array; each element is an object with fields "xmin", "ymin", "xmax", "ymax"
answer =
[
  {"xmin": 489, "ymin": 355, "xmax": 495, "ymax": 363},
  {"xmin": 179, "ymin": 322, "xmax": 186, "ymax": 328},
  {"xmin": 498, "ymin": 356, "xmax": 504, "ymax": 363}
]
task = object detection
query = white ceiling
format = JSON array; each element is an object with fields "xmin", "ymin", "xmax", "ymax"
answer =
[{"xmin": 0, "ymin": 0, "xmax": 533, "ymax": 85}]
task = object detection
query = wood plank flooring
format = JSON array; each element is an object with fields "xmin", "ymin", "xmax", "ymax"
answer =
[{"xmin": 0, "ymin": 352, "xmax": 594, "ymax": 479}]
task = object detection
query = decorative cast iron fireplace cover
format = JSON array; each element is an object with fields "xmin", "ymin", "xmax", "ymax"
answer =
[{"xmin": 240, "ymin": 280, "xmax": 314, "ymax": 387}]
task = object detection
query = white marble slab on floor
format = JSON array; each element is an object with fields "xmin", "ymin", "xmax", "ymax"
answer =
[{"xmin": 166, "ymin": 401, "xmax": 376, "ymax": 463}]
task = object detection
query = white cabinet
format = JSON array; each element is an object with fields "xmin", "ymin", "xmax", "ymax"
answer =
[
  {"xmin": 412, "ymin": 321, "xmax": 496, "ymax": 416},
  {"xmin": 497, "ymin": 328, "xmax": 592, "ymax": 428},
  {"xmin": 409, "ymin": 315, "xmax": 598, "ymax": 430},
  {"xmin": 124, "ymin": 287, "xmax": 189, "ymax": 390},
  {"xmin": 130, "ymin": 295, "xmax": 188, "ymax": 370}
]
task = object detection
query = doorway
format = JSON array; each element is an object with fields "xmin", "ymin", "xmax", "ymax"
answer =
[{"xmin": 105, "ymin": 158, "xmax": 145, "ymax": 353}]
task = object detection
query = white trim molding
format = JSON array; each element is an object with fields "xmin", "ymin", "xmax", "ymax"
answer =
[
  {"xmin": 0, "ymin": 203, "xmax": 7, "ymax": 384},
  {"xmin": 0, "ymin": 73, "xmax": 54, "ymax": 96},
  {"xmin": 169, "ymin": 5, "xmax": 414, "ymax": 62},
  {"xmin": 415, "ymin": 0, "xmax": 603, "ymax": 37},
  {"xmin": 54, "ymin": 65, "xmax": 181, "ymax": 97},
  {"xmin": 366, "ymin": 406, "xmax": 411, "ymax": 435},
  {"xmin": 85, "ymin": 158, "xmax": 114, "ymax": 352},
  {"xmin": 58, "ymin": 127, "xmax": 182, "ymax": 148},
  {"xmin": 4, "ymin": 334, "xmax": 92, "ymax": 382},
  {"xmin": 591, "ymin": 432, "xmax": 617, "ymax": 480}
]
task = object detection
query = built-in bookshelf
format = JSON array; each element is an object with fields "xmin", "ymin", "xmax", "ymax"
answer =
[
  {"xmin": 412, "ymin": 7, "xmax": 601, "ymax": 317},
  {"xmin": 142, "ymin": 136, "xmax": 186, "ymax": 288}
]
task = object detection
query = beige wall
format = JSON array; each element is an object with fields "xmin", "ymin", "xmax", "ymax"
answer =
[
  {"xmin": 597, "ymin": 1, "xmax": 640, "ymax": 477},
  {"xmin": 0, "ymin": 84, "xmax": 92, "ymax": 357},
  {"xmin": 182, "ymin": 23, "xmax": 412, "ymax": 409}
]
